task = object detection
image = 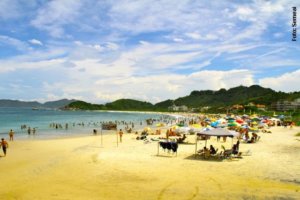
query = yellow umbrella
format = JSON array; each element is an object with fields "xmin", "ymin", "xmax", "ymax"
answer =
[
  {"xmin": 171, "ymin": 125, "xmax": 179, "ymax": 129},
  {"xmin": 155, "ymin": 123, "xmax": 165, "ymax": 127},
  {"xmin": 191, "ymin": 124, "xmax": 202, "ymax": 128},
  {"xmin": 144, "ymin": 127, "xmax": 151, "ymax": 132}
]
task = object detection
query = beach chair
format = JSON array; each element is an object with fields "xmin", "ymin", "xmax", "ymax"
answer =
[
  {"xmin": 177, "ymin": 135, "xmax": 187, "ymax": 144},
  {"xmin": 203, "ymin": 150, "xmax": 211, "ymax": 159},
  {"xmin": 222, "ymin": 149, "xmax": 233, "ymax": 159},
  {"xmin": 210, "ymin": 148, "xmax": 218, "ymax": 156}
]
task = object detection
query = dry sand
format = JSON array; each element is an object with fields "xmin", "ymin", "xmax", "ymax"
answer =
[{"xmin": 1, "ymin": 126, "xmax": 300, "ymax": 200}]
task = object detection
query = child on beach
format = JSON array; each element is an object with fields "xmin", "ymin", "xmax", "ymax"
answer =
[{"xmin": 0, "ymin": 138, "xmax": 9, "ymax": 157}]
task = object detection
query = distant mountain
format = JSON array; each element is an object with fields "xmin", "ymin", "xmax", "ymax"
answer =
[
  {"xmin": 0, "ymin": 99, "xmax": 41, "ymax": 108},
  {"xmin": 43, "ymin": 99, "xmax": 77, "ymax": 108},
  {"xmin": 0, "ymin": 99, "xmax": 77, "ymax": 108},
  {"xmin": 64, "ymin": 85, "xmax": 300, "ymax": 111},
  {"xmin": 3, "ymin": 85, "xmax": 300, "ymax": 111},
  {"xmin": 66, "ymin": 99, "xmax": 154, "ymax": 111}
]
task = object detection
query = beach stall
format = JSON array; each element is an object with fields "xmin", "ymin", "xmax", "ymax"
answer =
[{"xmin": 194, "ymin": 128, "xmax": 240, "ymax": 157}]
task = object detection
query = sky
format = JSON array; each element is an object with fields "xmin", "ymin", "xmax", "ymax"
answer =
[{"xmin": 0, "ymin": 0, "xmax": 299, "ymax": 104}]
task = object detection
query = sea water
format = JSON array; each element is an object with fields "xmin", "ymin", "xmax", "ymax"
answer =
[{"xmin": 0, "ymin": 107, "xmax": 173, "ymax": 140}]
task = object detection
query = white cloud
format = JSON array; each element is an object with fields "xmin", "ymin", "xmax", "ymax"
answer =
[
  {"xmin": 38, "ymin": 68, "xmax": 255, "ymax": 103},
  {"xmin": 1, "ymin": 0, "xmax": 300, "ymax": 103},
  {"xmin": 0, "ymin": 0, "xmax": 21, "ymax": 20},
  {"xmin": 106, "ymin": 42, "xmax": 119, "ymax": 50},
  {"xmin": 0, "ymin": 35, "xmax": 30, "ymax": 51},
  {"xmin": 259, "ymin": 70, "xmax": 300, "ymax": 92},
  {"xmin": 28, "ymin": 39, "xmax": 43, "ymax": 46},
  {"xmin": 31, "ymin": 0, "xmax": 82, "ymax": 37}
]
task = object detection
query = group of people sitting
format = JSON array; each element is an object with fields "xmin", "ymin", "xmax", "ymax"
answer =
[
  {"xmin": 198, "ymin": 140, "xmax": 242, "ymax": 159},
  {"xmin": 136, "ymin": 130, "xmax": 148, "ymax": 140},
  {"xmin": 198, "ymin": 145, "xmax": 219, "ymax": 158},
  {"xmin": 243, "ymin": 132, "xmax": 260, "ymax": 143}
]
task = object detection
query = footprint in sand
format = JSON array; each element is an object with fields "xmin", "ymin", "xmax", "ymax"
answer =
[
  {"xmin": 91, "ymin": 154, "xmax": 99, "ymax": 163},
  {"xmin": 157, "ymin": 184, "xmax": 199, "ymax": 200}
]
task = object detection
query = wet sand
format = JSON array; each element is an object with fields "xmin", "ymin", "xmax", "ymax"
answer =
[{"xmin": 0, "ymin": 126, "xmax": 299, "ymax": 200}]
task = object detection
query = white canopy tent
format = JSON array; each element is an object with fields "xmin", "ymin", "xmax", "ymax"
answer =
[{"xmin": 194, "ymin": 128, "xmax": 240, "ymax": 156}]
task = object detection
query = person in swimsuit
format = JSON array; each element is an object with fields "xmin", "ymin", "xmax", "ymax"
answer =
[
  {"xmin": 119, "ymin": 129, "xmax": 123, "ymax": 143},
  {"xmin": 9, "ymin": 129, "xmax": 14, "ymax": 141},
  {"xmin": 0, "ymin": 138, "xmax": 9, "ymax": 156}
]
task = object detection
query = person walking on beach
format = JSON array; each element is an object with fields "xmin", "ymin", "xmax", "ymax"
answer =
[
  {"xmin": 119, "ymin": 129, "xmax": 123, "ymax": 143},
  {"xmin": 9, "ymin": 129, "xmax": 14, "ymax": 141},
  {"xmin": 0, "ymin": 138, "xmax": 8, "ymax": 157}
]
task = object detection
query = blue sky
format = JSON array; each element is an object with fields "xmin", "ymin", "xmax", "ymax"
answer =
[{"xmin": 0, "ymin": 0, "xmax": 299, "ymax": 103}]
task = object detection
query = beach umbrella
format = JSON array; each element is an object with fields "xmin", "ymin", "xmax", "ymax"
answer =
[
  {"xmin": 249, "ymin": 127, "xmax": 259, "ymax": 133},
  {"xmin": 251, "ymin": 117, "xmax": 260, "ymax": 122},
  {"xmin": 174, "ymin": 127, "xmax": 191, "ymax": 134},
  {"xmin": 144, "ymin": 127, "xmax": 151, "ymax": 132},
  {"xmin": 210, "ymin": 121, "xmax": 219, "ymax": 128},
  {"xmin": 171, "ymin": 125, "xmax": 179, "ymax": 129},
  {"xmin": 251, "ymin": 121, "xmax": 258, "ymax": 125},
  {"xmin": 155, "ymin": 123, "xmax": 165, "ymax": 127},
  {"xmin": 228, "ymin": 122, "xmax": 238, "ymax": 127},
  {"xmin": 217, "ymin": 118, "xmax": 227, "ymax": 123},
  {"xmin": 236, "ymin": 119, "xmax": 244, "ymax": 124},
  {"xmin": 177, "ymin": 123, "xmax": 185, "ymax": 127},
  {"xmin": 191, "ymin": 124, "xmax": 202, "ymax": 128},
  {"xmin": 189, "ymin": 128, "xmax": 200, "ymax": 134},
  {"xmin": 258, "ymin": 124, "xmax": 267, "ymax": 129}
]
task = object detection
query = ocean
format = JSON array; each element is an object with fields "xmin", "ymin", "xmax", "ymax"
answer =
[{"xmin": 0, "ymin": 107, "xmax": 174, "ymax": 140}]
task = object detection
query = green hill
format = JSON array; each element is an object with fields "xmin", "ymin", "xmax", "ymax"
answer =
[
  {"xmin": 66, "ymin": 101, "xmax": 105, "ymax": 110},
  {"xmin": 174, "ymin": 85, "xmax": 300, "ymax": 108},
  {"xmin": 105, "ymin": 99, "xmax": 154, "ymax": 111},
  {"xmin": 65, "ymin": 99, "xmax": 154, "ymax": 111},
  {"xmin": 64, "ymin": 85, "xmax": 300, "ymax": 111},
  {"xmin": 154, "ymin": 99, "xmax": 174, "ymax": 110},
  {"xmin": 173, "ymin": 85, "xmax": 281, "ymax": 107}
]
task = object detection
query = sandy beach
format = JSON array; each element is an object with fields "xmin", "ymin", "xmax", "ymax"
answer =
[{"xmin": 1, "ymin": 126, "xmax": 300, "ymax": 200}]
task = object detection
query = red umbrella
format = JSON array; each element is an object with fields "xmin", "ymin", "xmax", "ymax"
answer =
[{"xmin": 236, "ymin": 119, "xmax": 244, "ymax": 124}]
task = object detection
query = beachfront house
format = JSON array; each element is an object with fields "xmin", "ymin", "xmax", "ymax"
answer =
[
  {"xmin": 271, "ymin": 98, "xmax": 300, "ymax": 111},
  {"xmin": 256, "ymin": 104, "xmax": 266, "ymax": 111},
  {"xmin": 168, "ymin": 104, "xmax": 189, "ymax": 112}
]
